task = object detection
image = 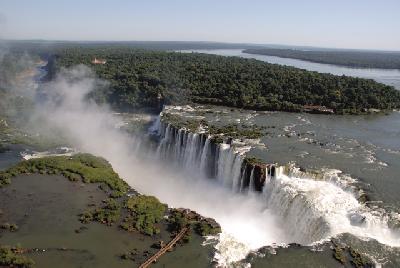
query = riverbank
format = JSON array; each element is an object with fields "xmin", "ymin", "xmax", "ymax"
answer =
[
  {"xmin": 243, "ymin": 48, "xmax": 400, "ymax": 70},
  {"xmin": 184, "ymin": 49, "xmax": 400, "ymax": 90},
  {"xmin": 0, "ymin": 155, "xmax": 219, "ymax": 267},
  {"xmin": 152, "ymin": 104, "xmax": 399, "ymax": 266},
  {"xmin": 51, "ymin": 47, "xmax": 400, "ymax": 115},
  {"xmin": 2, "ymin": 47, "xmax": 398, "ymax": 267}
]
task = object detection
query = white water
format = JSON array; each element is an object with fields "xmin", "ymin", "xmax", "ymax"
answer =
[
  {"xmin": 264, "ymin": 174, "xmax": 400, "ymax": 246},
  {"xmin": 21, "ymin": 147, "xmax": 77, "ymax": 160},
  {"xmin": 32, "ymin": 67, "xmax": 400, "ymax": 267},
  {"xmin": 153, "ymin": 119, "xmax": 400, "ymax": 266}
]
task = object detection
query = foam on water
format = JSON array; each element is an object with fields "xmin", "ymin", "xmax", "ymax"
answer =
[
  {"xmin": 152, "ymin": 118, "xmax": 400, "ymax": 266},
  {"xmin": 21, "ymin": 147, "xmax": 77, "ymax": 160},
  {"xmin": 31, "ymin": 64, "xmax": 400, "ymax": 267},
  {"xmin": 265, "ymin": 173, "xmax": 400, "ymax": 247}
]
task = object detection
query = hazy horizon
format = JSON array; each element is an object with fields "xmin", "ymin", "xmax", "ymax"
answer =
[
  {"xmin": 1, "ymin": 0, "xmax": 399, "ymax": 51},
  {"xmin": 3, "ymin": 39, "xmax": 400, "ymax": 53}
]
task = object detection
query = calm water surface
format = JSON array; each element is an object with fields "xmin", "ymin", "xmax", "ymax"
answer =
[{"xmin": 181, "ymin": 49, "xmax": 400, "ymax": 90}]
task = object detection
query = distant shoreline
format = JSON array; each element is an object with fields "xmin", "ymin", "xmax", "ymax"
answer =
[{"xmin": 243, "ymin": 48, "xmax": 400, "ymax": 70}]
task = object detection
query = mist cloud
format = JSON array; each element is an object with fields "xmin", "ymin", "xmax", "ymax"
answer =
[{"xmin": 30, "ymin": 64, "xmax": 289, "ymax": 265}]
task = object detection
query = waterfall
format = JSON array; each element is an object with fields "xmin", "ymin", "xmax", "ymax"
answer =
[
  {"xmin": 231, "ymin": 154, "xmax": 243, "ymax": 192},
  {"xmin": 154, "ymin": 121, "xmax": 245, "ymax": 188},
  {"xmin": 152, "ymin": 117, "xmax": 400, "ymax": 248},
  {"xmin": 199, "ymin": 136, "xmax": 211, "ymax": 176},
  {"xmin": 261, "ymin": 171, "xmax": 400, "ymax": 246},
  {"xmin": 148, "ymin": 115, "xmax": 161, "ymax": 135},
  {"xmin": 217, "ymin": 144, "xmax": 237, "ymax": 187},
  {"xmin": 262, "ymin": 174, "xmax": 331, "ymax": 243},
  {"xmin": 156, "ymin": 122, "xmax": 175, "ymax": 159},
  {"xmin": 248, "ymin": 167, "xmax": 255, "ymax": 192}
]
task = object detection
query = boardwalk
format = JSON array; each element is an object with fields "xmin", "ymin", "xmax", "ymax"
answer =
[{"xmin": 139, "ymin": 227, "xmax": 189, "ymax": 268}]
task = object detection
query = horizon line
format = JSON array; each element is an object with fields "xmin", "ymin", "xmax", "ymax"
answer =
[{"xmin": 2, "ymin": 38, "xmax": 400, "ymax": 53}]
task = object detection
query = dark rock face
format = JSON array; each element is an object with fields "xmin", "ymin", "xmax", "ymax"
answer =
[
  {"xmin": 253, "ymin": 164, "xmax": 267, "ymax": 192},
  {"xmin": 240, "ymin": 162, "xmax": 274, "ymax": 192}
]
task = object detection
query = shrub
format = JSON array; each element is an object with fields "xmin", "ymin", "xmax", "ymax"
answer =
[
  {"xmin": 123, "ymin": 195, "xmax": 167, "ymax": 235},
  {"xmin": 0, "ymin": 245, "xmax": 35, "ymax": 268}
]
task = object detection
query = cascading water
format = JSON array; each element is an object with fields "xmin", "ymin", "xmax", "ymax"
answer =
[
  {"xmin": 27, "ymin": 62, "xmax": 399, "ymax": 267},
  {"xmin": 151, "ymin": 115, "xmax": 400, "ymax": 266},
  {"xmin": 199, "ymin": 136, "xmax": 211, "ymax": 176},
  {"xmin": 263, "ymin": 173, "xmax": 400, "ymax": 246},
  {"xmin": 155, "ymin": 120, "xmax": 246, "ymax": 186}
]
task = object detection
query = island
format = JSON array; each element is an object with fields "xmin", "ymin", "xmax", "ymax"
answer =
[
  {"xmin": 50, "ymin": 47, "xmax": 400, "ymax": 115},
  {"xmin": 243, "ymin": 48, "xmax": 400, "ymax": 69}
]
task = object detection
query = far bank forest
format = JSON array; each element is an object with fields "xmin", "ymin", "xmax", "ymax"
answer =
[{"xmin": 51, "ymin": 47, "xmax": 400, "ymax": 114}]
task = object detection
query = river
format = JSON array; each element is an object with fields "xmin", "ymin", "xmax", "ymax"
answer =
[
  {"xmin": 177, "ymin": 48, "xmax": 400, "ymax": 209},
  {"xmin": 179, "ymin": 49, "xmax": 400, "ymax": 90},
  {"xmin": 170, "ymin": 49, "xmax": 400, "ymax": 266},
  {"xmin": 154, "ymin": 105, "xmax": 400, "ymax": 266},
  {"xmin": 2, "ymin": 52, "xmax": 400, "ymax": 267}
]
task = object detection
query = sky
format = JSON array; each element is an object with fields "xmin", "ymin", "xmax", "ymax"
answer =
[{"xmin": 0, "ymin": 0, "xmax": 399, "ymax": 51}]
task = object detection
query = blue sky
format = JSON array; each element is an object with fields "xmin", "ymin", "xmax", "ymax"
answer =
[{"xmin": 1, "ymin": 0, "xmax": 399, "ymax": 50}]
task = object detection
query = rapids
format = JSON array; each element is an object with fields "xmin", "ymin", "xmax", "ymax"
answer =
[
  {"xmin": 20, "ymin": 63, "xmax": 400, "ymax": 267},
  {"xmin": 152, "ymin": 116, "xmax": 400, "ymax": 265}
]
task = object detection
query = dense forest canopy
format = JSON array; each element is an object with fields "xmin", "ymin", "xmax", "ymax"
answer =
[
  {"xmin": 4, "ymin": 40, "xmax": 260, "ymax": 56},
  {"xmin": 52, "ymin": 47, "xmax": 400, "ymax": 114},
  {"xmin": 243, "ymin": 48, "xmax": 400, "ymax": 69}
]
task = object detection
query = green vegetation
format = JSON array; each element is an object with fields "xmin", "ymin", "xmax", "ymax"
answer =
[
  {"xmin": 1, "ymin": 222, "xmax": 19, "ymax": 232},
  {"xmin": 161, "ymin": 112, "xmax": 264, "ymax": 140},
  {"xmin": 0, "ymin": 152, "xmax": 220, "ymax": 266},
  {"xmin": 120, "ymin": 249, "xmax": 139, "ymax": 262},
  {"xmin": 121, "ymin": 195, "xmax": 167, "ymax": 236},
  {"xmin": 168, "ymin": 209, "xmax": 221, "ymax": 237},
  {"xmin": 0, "ymin": 154, "xmax": 220, "ymax": 239},
  {"xmin": 80, "ymin": 198, "xmax": 121, "ymax": 225},
  {"xmin": 0, "ymin": 154, "xmax": 130, "ymax": 228},
  {"xmin": 195, "ymin": 221, "xmax": 221, "ymax": 236},
  {"xmin": 332, "ymin": 244, "xmax": 346, "ymax": 264},
  {"xmin": 208, "ymin": 124, "xmax": 264, "ymax": 139},
  {"xmin": 0, "ymin": 245, "xmax": 35, "ymax": 268},
  {"xmin": 331, "ymin": 240, "xmax": 373, "ymax": 268},
  {"xmin": 0, "ymin": 63, "xmax": 66, "ymax": 151},
  {"xmin": 349, "ymin": 248, "xmax": 374, "ymax": 268},
  {"xmin": 243, "ymin": 156, "xmax": 265, "ymax": 166},
  {"xmin": 244, "ymin": 48, "xmax": 400, "ymax": 69},
  {"xmin": 209, "ymin": 136, "xmax": 224, "ymax": 144},
  {"xmin": 119, "ymin": 118, "xmax": 153, "ymax": 135},
  {"xmin": 0, "ymin": 154, "xmax": 129, "ymax": 196},
  {"xmin": 10, "ymin": 133, "xmax": 67, "ymax": 151},
  {"xmin": 0, "ymin": 52, "xmax": 39, "ymax": 89},
  {"xmin": 168, "ymin": 209, "xmax": 190, "ymax": 232},
  {"xmin": 54, "ymin": 47, "xmax": 400, "ymax": 114},
  {"xmin": 160, "ymin": 113, "xmax": 203, "ymax": 131}
]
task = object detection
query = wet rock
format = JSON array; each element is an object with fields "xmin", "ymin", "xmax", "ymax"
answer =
[
  {"xmin": 357, "ymin": 193, "xmax": 370, "ymax": 203},
  {"xmin": 252, "ymin": 163, "xmax": 267, "ymax": 192},
  {"xmin": 348, "ymin": 213, "xmax": 366, "ymax": 226}
]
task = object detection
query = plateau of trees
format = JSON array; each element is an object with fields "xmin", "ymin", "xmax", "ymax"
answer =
[
  {"xmin": 0, "ymin": 154, "xmax": 128, "ymax": 196},
  {"xmin": 243, "ymin": 48, "xmax": 400, "ymax": 69},
  {"xmin": 53, "ymin": 47, "xmax": 400, "ymax": 114}
]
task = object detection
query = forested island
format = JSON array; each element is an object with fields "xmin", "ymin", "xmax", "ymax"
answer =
[
  {"xmin": 52, "ymin": 47, "xmax": 400, "ymax": 114},
  {"xmin": 243, "ymin": 48, "xmax": 400, "ymax": 69}
]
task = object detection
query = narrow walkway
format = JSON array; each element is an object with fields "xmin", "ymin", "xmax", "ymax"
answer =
[{"xmin": 139, "ymin": 227, "xmax": 189, "ymax": 268}]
